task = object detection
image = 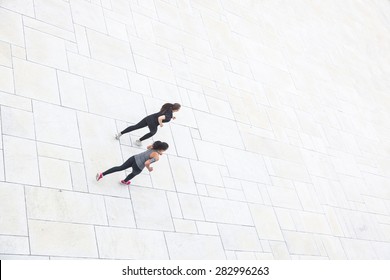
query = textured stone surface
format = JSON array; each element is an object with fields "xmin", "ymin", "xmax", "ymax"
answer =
[
  {"xmin": 29, "ymin": 220, "xmax": 98, "ymax": 258},
  {"xmin": 0, "ymin": 182, "xmax": 28, "ymax": 236},
  {"xmin": 169, "ymin": 156, "xmax": 197, "ymax": 194},
  {"xmin": 250, "ymin": 204, "xmax": 284, "ymax": 241},
  {"xmin": 33, "ymin": 101, "xmax": 80, "ymax": 148},
  {"xmin": 1, "ymin": 107, "xmax": 34, "ymax": 139},
  {"xmin": 0, "ymin": 65, "xmax": 14, "ymax": 93},
  {"xmin": 25, "ymin": 27, "xmax": 68, "ymax": 71},
  {"xmin": 14, "ymin": 58, "xmax": 60, "ymax": 104},
  {"xmin": 0, "ymin": 236, "xmax": 29, "ymax": 255},
  {"xmin": 130, "ymin": 187, "xmax": 174, "ymax": 231},
  {"xmin": 26, "ymin": 186, "xmax": 107, "ymax": 225},
  {"xmin": 3, "ymin": 136, "xmax": 40, "ymax": 185},
  {"xmin": 38, "ymin": 157, "xmax": 73, "ymax": 190},
  {"xmin": 95, "ymin": 226, "xmax": 169, "ymax": 259},
  {"xmin": 104, "ymin": 196, "xmax": 136, "ymax": 228},
  {"xmin": 165, "ymin": 232, "xmax": 226, "ymax": 259},
  {"xmin": 1, "ymin": 0, "xmax": 390, "ymax": 260},
  {"xmin": 218, "ymin": 224, "xmax": 262, "ymax": 251}
]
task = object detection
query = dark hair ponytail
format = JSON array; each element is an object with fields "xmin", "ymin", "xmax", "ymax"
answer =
[
  {"xmin": 160, "ymin": 103, "xmax": 181, "ymax": 113},
  {"xmin": 152, "ymin": 141, "xmax": 169, "ymax": 151}
]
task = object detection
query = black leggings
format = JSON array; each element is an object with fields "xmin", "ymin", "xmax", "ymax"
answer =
[
  {"xmin": 102, "ymin": 156, "xmax": 142, "ymax": 182},
  {"xmin": 121, "ymin": 117, "xmax": 158, "ymax": 141}
]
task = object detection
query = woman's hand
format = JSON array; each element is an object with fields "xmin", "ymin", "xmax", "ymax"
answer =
[
  {"xmin": 160, "ymin": 123, "xmax": 164, "ymax": 127},
  {"xmin": 172, "ymin": 116, "xmax": 176, "ymax": 120},
  {"xmin": 147, "ymin": 166, "xmax": 154, "ymax": 172}
]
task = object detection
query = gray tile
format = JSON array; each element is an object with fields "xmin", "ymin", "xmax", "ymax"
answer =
[
  {"xmin": 0, "ymin": 65, "xmax": 14, "ymax": 93},
  {"xmin": 1, "ymin": 107, "xmax": 34, "ymax": 139},
  {"xmin": 69, "ymin": 0, "xmax": 106, "ymax": 32},
  {"xmin": 173, "ymin": 219, "xmax": 197, "ymax": 233},
  {"xmin": 250, "ymin": 204, "xmax": 284, "ymax": 241},
  {"xmin": 0, "ymin": 0, "xmax": 34, "ymax": 16},
  {"xmin": 131, "ymin": 187, "xmax": 174, "ymax": 231},
  {"xmin": 165, "ymin": 232, "xmax": 225, "ymax": 259},
  {"xmin": 223, "ymin": 146, "xmax": 269, "ymax": 184},
  {"xmin": 84, "ymin": 79, "xmax": 145, "ymax": 122},
  {"xmin": 57, "ymin": 71, "xmax": 88, "ymax": 111},
  {"xmin": 14, "ymin": 59, "xmax": 60, "ymax": 104},
  {"xmin": 96, "ymin": 226, "xmax": 169, "ymax": 259},
  {"xmin": 194, "ymin": 111, "xmax": 244, "ymax": 149},
  {"xmin": 29, "ymin": 220, "xmax": 98, "ymax": 258},
  {"xmin": 87, "ymin": 29, "xmax": 135, "ymax": 70},
  {"xmin": 218, "ymin": 224, "xmax": 262, "ymax": 251},
  {"xmin": 178, "ymin": 193, "xmax": 204, "ymax": 220},
  {"xmin": 190, "ymin": 160, "xmax": 223, "ymax": 186},
  {"xmin": 25, "ymin": 28, "xmax": 68, "ymax": 71},
  {"xmin": 283, "ymin": 231, "xmax": 320, "ymax": 256},
  {"xmin": 34, "ymin": 101, "xmax": 80, "ymax": 148},
  {"xmin": 26, "ymin": 186, "xmax": 108, "ymax": 225},
  {"xmin": 169, "ymin": 156, "xmax": 197, "ymax": 194},
  {"xmin": 201, "ymin": 196, "xmax": 253, "ymax": 226},
  {"xmin": 68, "ymin": 52, "xmax": 129, "ymax": 89},
  {"xmin": 170, "ymin": 124, "xmax": 197, "ymax": 159},
  {"xmin": 34, "ymin": 0, "xmax": 73, "ymax": 31},
  {"xmin": 0, "ymin": 182, "xmax": 28, "ymax": 236},
  {"xmin": 0, "ymin": 41, "xmax": 12, "ymax": 67},
  {"xmin": 104, "ymin": 196, "xmax": 136, "ymax": 228},
  {"xmin": 3, "ymin": 136, "xmax": 40, "ymax": 185},
  {"xmin": 0, "ymin": 9, "xmax": 24, "ymax": 46},
  {"xmin": 0, "ymin": 236, "xmax": 29, "ymax": 255}
]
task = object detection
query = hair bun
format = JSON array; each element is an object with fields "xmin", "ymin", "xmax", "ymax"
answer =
[{"xmin": 152, "ymin": 141, "xmax": 169, "ymax": 151}]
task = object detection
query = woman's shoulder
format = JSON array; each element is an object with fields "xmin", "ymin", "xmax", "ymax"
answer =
[{"xmin": 150, "ymin": 150, "xmax": 160, "ymax": 158}]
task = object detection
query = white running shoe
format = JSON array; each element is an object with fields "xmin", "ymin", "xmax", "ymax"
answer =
[
  {"xmin": 115, "ymin": 133, "xmax": 121, "ymax": 140},
  {"xmin": 135, "ymin": 139, "xmax": 142, "ymax": 146}
]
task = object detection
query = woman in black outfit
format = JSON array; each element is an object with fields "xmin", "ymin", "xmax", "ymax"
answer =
[{"xmin": 115, "ymin": 103, "xmax": 181, "ymax": 146}]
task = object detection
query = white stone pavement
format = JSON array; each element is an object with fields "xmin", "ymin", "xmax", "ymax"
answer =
[{"xmin": 0, "ymin": 0, "xmax": 390, "ymax": 260}]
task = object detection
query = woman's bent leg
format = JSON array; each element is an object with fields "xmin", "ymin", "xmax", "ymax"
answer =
[
  {"xmin": 123, "ymin": 160, "xmax": 143, "ymax": 181},
  {"xmin": 102, "ymin": 156, "xmax": 135, "ymax": 176},
  {"xmin": 121, "ymin": 117, "xmax": 148, "ymax": 135},
  {"xmin": 124, "ymin": 169, "xmax": 142, "ymax": 181},
  {"xmin": 139, "ymin": 124, "xmax": 158, "ymax": 141}
]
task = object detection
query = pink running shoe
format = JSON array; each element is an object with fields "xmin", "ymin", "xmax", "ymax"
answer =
[
  {"xmin": 120, "ymin": 180, "xmax": 131, "ymax": 186},
  {"xmin": 96, "ymin": 173, "xmax": 103, "ymax": 181}
]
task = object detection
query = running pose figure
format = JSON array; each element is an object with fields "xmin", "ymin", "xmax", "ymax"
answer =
[
  {"xmin": 115, "ymin": 103, "xmax": 181, "ymax": 146},
  {"xmin": 96, "ymin": 141, "xmax": 169, "ymax": 185}
]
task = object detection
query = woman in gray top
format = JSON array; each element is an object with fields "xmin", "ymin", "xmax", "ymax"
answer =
[{"xmin": 96, "ymin": 141, "xmax": 169, "ymax": 185}]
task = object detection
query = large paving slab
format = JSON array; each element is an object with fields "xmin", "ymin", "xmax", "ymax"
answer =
[
  {"xmin": 95, "ymin": 226, "xmax": 169, "ymax": 259},
  {"xmin": 130, "ymin": 187, "xmax": 174, "ymax": 231},
  {"xmin": 0, "ymin": 182, "xmax": 28, "ymax": 236},
  {"xmin": 26, "ymin": 186, "xmax": 108, "ymax": 225},
  {"xmin": 3, "ymin": 135, "xmax": 40, "ymax": 186},
  {"xmin": 28, "ymin": 220, "xmax": 98, "ymax": 258},
  {"xmin": 165, "ymin": 232, "xmax": 226, "ymax": 259},
  {"xmin": 1, "ymin": 0, "xmax": 390, "ymax": 259}
]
